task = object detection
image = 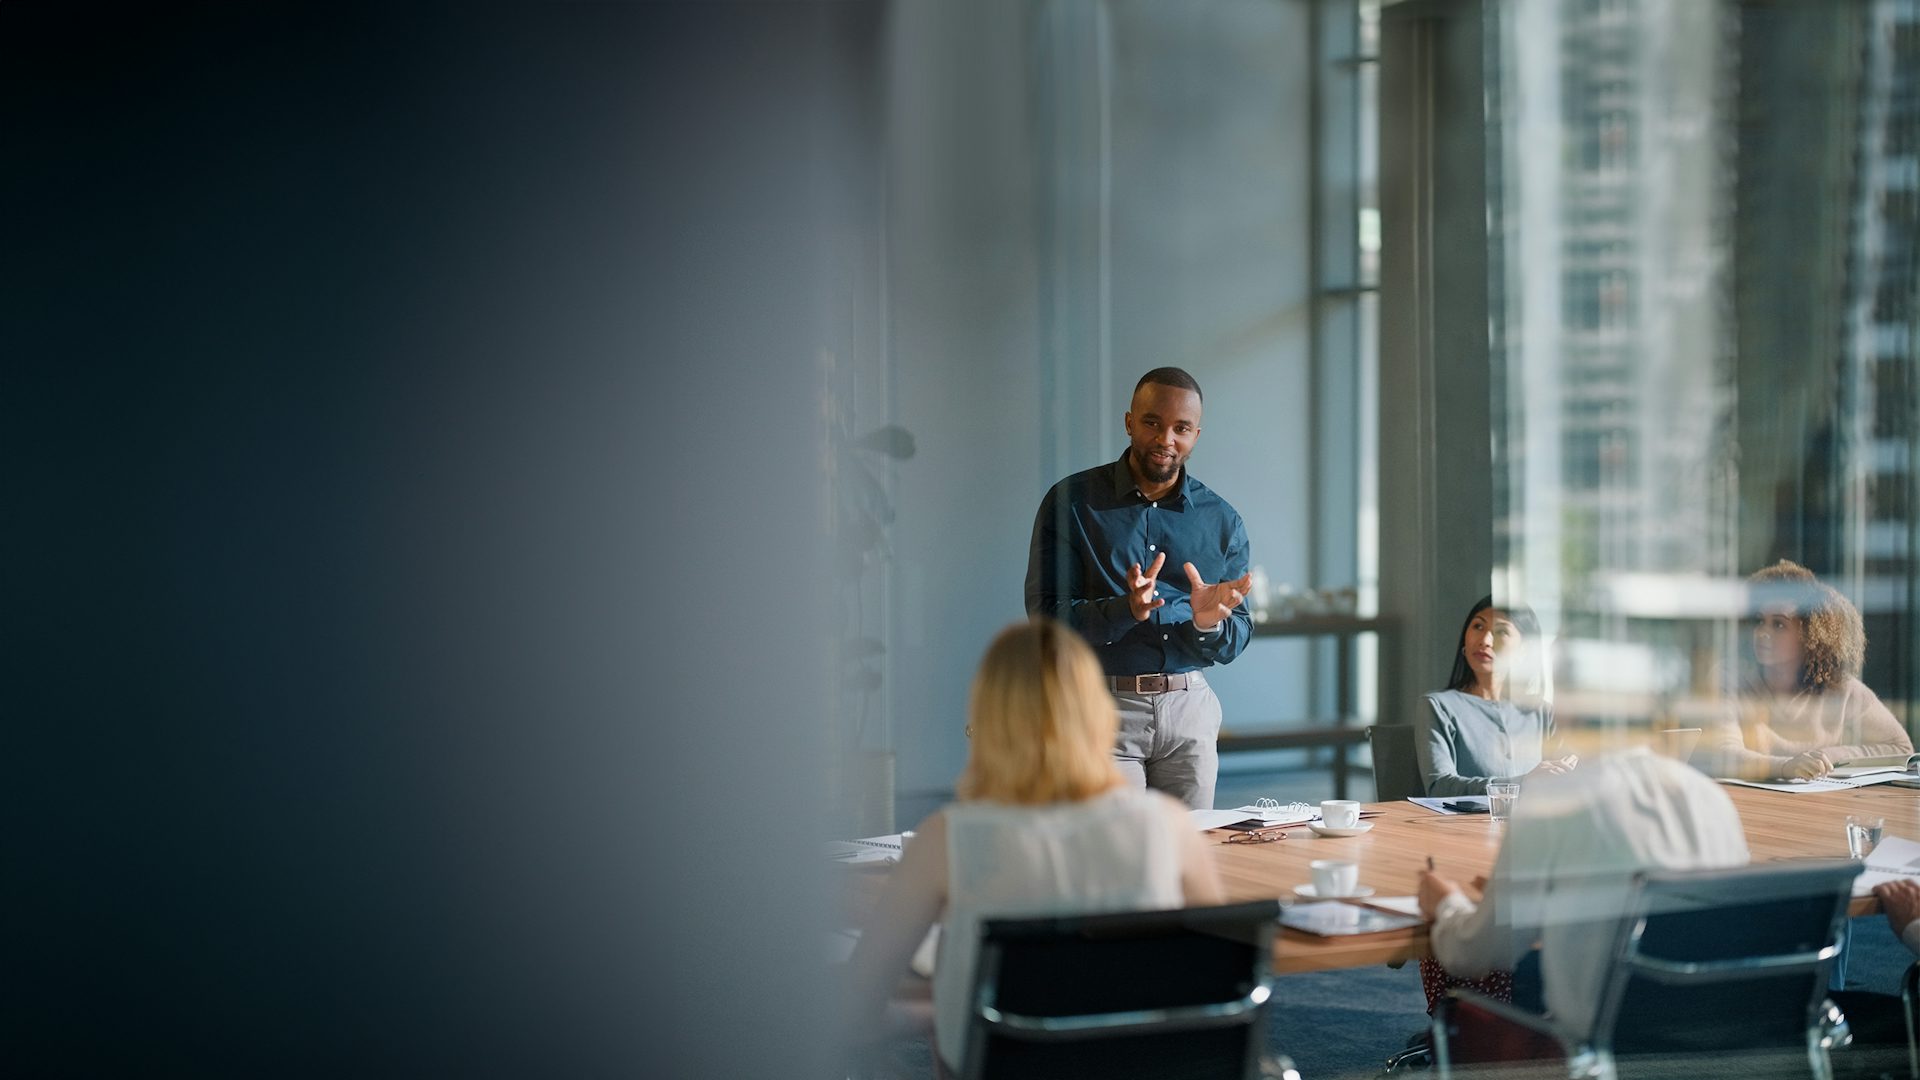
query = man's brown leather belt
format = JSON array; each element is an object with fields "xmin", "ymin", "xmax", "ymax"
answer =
[{"xmin": 1107, "ymin": 673, "xmax": 1194, "ymax": 693}]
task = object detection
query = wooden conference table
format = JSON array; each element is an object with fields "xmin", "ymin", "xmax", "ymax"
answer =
[{"xmin": 1221, "ymin": 782, "xmax": 1920, "ymax": 974}]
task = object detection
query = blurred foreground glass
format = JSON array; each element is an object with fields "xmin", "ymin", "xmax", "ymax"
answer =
[
  {"xmin": 1482, "ymin": 0, "xmax": 1920, "ymax": 741},
  {"xmin": 1487, "ymin": 781, "xmax": 1520, "ymax": 822},
  {"xmin": 1847, "ymin": 815, "xmax": 1886, "ymax": 859}
]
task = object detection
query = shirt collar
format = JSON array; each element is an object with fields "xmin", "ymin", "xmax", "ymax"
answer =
[{"xmin": 1110, "ymin": 449, "xmax": 1189, "ymax": 506}]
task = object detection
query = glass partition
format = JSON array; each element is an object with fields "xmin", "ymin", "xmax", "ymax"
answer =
[{"xmin": 1484, "ymin": 0, "xmax": 1919, "ymax": 747}]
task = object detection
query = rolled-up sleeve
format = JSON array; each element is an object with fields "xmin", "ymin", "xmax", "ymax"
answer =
[
  {"xmin": 1181, "ymin": 515, "xmax": 1251, "ymax": 666},
  {"xmin": 1430, "ymin": 848, "xmax": 1527, "ymax": 980}
]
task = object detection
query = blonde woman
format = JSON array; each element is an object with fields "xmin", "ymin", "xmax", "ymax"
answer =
[
  {"xmin": 1705, "ymin": 560, "xmax": 1912, "ymax": 780},
  {"xmin": 843, "ymin": 619, "xmax": 1224, "ymax": 1075}
]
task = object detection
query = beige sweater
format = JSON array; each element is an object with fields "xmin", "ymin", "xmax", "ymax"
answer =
[{"xmin": 1703, "ymin": 676, "xmax": 1913, "ymax": 779}]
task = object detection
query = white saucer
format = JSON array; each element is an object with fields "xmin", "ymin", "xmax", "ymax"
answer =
[
  {"xmin": 1308, "ymin": 822, "xmax": 1375, "ymax": 838},
  {"xmin": 1293, "ymin": 884, "xmax": 1375, "ymax": 899}
]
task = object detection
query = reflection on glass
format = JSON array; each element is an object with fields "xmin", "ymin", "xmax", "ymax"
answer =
[{"xmin": 1485, "ymin": 0, "xmax": 1920, "ymax": 755}]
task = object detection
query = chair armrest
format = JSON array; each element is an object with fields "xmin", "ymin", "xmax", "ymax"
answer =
[
  {"xmin": 980, "ymin": 979, "xmax": 1272, "ymax": 1040},
  {"xmin": 1900, "ymin": 962, "xmax": 1920, "ymax": 1079},
  {"xmin": 1257, "ymin": 1053, "xmax": 1301, "ymax": 1080}
]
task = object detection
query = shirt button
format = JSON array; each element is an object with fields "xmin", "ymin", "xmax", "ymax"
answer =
[
  {"xmin": 1163, "ymin": 634, "xmax": 1169, "ymax": 641},
  {"xmin": 1151, "ymin": 501, "xmax": 1158, "ymax": 507},
  {"xmin": 1149, "ymin": 544, "xmax": 1156, "ymax": 551}
]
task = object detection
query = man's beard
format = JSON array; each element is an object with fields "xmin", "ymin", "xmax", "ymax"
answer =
[{"xmin": 1136, "ymin": 448, "xmax": 1180, "ymax": 484}]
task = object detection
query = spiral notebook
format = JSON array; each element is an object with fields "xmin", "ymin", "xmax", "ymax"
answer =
[
  {"xmin": 1854, "ymin": 835, "xmax": 1920, "ymax": 896},
  {"xmin": 1190, "ymin": 799, "xmax": 1319, "ymax": 832},
  {"xmin": 1720, "ymin": 773, "xmax": 1909, "ymax": 794},
  {"xmin": 824, "ymin": 835, "xmax": 904, "ymax": 865}
]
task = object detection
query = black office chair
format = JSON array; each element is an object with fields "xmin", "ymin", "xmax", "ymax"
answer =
[
  {"xmin": 1903, "ymin": 962, "xmax": 1920, "ymax": 1079},
  {"xmin": 1896, "ymin": 957, "xmax": 1920, "ymax": 1076},
  {"xmin": 1432, "ymin": 859, "xmax": 1860, "ymax": 1080},
  {"xmin": 1368, "ymin": 723, "xmax": 1426, "ymax": 802},
  {"xmin": 1837, "ymin": 961, "xmax": 1920, "ymax": 1079},
  {"xmin": 958, "ymin": 899, "xmax": 1296, "ymax": 1080}
]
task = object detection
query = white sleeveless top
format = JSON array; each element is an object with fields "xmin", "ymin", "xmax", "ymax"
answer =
[{"xmin": 932, "ymin": 787, "xmax": 1186, "ymax": 1069}]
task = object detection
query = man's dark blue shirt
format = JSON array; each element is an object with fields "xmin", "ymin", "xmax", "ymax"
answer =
[{"xmin": 1025, "ymin": 451, "xmax": 1252, "ymax": 676}]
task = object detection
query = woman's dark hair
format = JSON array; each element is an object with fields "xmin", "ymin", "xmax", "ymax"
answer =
[{"xmin": 1445, "ymin": 595, "xmax": 1544, "ymax": 695}]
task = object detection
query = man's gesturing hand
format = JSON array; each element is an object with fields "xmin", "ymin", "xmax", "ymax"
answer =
[
  {"xmin": 1126, "ymin": 552, "xmax": 1168, "ymax": 621},
  {"xmin": 1185, "ymin": 563, "xmax": 1252, "ymax": 631}
]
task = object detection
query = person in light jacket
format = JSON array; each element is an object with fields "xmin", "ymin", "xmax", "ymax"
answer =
[{"xmin": 1703, "ymin": 559, "xmax": 1912, "ymax": 781}]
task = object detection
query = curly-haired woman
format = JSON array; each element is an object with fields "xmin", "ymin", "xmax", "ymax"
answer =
[{"xmin": 1704, "ymin": 560, "xmax": 1912, "ymax": 780}]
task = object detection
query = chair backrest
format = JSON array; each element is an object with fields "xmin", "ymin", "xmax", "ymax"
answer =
[
  {"xmin": 960, "ymin": 899, "xmax": 1282, "ymax": 1080},
  {"xmin": 1589, "ymin": 860, "xmax": 1858, "ymax": 1064},
  {"xmin": 1369, "ymin": 724, "xmax": 1426, "ymax": 801}
]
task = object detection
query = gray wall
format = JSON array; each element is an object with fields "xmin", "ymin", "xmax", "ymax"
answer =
[{"xmin": 883, "ymin": 0, "xmax": 1321, "ymax": 821}]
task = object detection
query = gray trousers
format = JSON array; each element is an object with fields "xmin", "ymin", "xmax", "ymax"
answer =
[{"xmin": 1112, "ymin": 672, "xmax": 1222, "ymax": 810}]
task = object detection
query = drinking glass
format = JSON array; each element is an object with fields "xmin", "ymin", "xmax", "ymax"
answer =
[
  {"xmin": 1487, "ymin": 781, "xmax": 1520, "ymax": 822},
  {"xmin": 1847, "ymin": 815, "xmax": 1885, "ymax": 859}
]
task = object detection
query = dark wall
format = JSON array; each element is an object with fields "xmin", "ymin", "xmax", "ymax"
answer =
[{"xmin": 3, "ymin": 5, "xmax": 873, "ymax": 1074}]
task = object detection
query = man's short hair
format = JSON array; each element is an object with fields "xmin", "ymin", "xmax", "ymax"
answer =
[{"xmin": 1134, "ymin": 367, "xmax": 1203, "ymax": 404}]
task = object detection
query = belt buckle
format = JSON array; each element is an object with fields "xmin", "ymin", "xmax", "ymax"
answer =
[{"xmin": 1137, "ymin": 673, "xmax": 1168, "ymax": 693}]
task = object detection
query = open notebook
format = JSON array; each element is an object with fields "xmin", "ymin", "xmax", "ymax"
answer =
[
  {"xmin": 1189, "ymin": 800, "xmax": 1320, "ymax": 831},
  {"xmin": 1828, "ymin": 753, "xmax": 1920, "ymax": 779},
  {"xmin": 1722, "ymin": 775, "xmax": 1908, "ymax": 794},
  {"xmin": 1854, "ymin": 835, "xmax": 1920, "ymax": 897}
]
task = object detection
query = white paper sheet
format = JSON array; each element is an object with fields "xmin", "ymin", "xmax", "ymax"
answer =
[
  {"xmin": 1361, "ymin": 895, "xmax": 1424, "ymax": 918},
  {"xmin": 1853, "ymin": 835, "xmax": 1920, "ymax": 896},
  {"xmin": 1189, "ymin": 809, "xmax": 1261, "ymax": 830}
]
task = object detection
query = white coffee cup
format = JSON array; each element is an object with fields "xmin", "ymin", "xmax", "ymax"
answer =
[
  {"xmin": 1320, "ymin": 800, "xmax": 1361, "ymax": 829},
  {"xmin": 1310, "ymin": 859, "xmax": 1360, "ymax": 897}
]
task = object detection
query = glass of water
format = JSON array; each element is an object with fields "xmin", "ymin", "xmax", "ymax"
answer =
[
  {"xmin": 1488, "ymin": 781, "xmax": 1521, "ymax": 822},
  {"xmin": 1847, "ymin": 815, "xmax": 1885, "ymax": 859}
]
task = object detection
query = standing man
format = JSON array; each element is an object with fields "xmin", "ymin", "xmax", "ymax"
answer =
[{"xmin": 1025, "ymin": 367, "xmax": 1253, "ymax": 809}]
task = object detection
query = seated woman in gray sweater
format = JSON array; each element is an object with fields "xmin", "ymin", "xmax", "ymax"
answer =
[
  {"xmin": 1412, "ymin": 595, "xmax": 1578, "ymax": 1021},
  {"xmin": 1417, "ymin": 596, "xmax": 1577, "ymax": 798}
]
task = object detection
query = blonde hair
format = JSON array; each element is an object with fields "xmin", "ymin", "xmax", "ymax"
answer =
[
  {"xmin": 1748, "ymin": 559, "xmax": 1865, "ymax": 691},
  {"xmin": 957, "ymin": 619, "xmax": 1124, "ymax": 805}
]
